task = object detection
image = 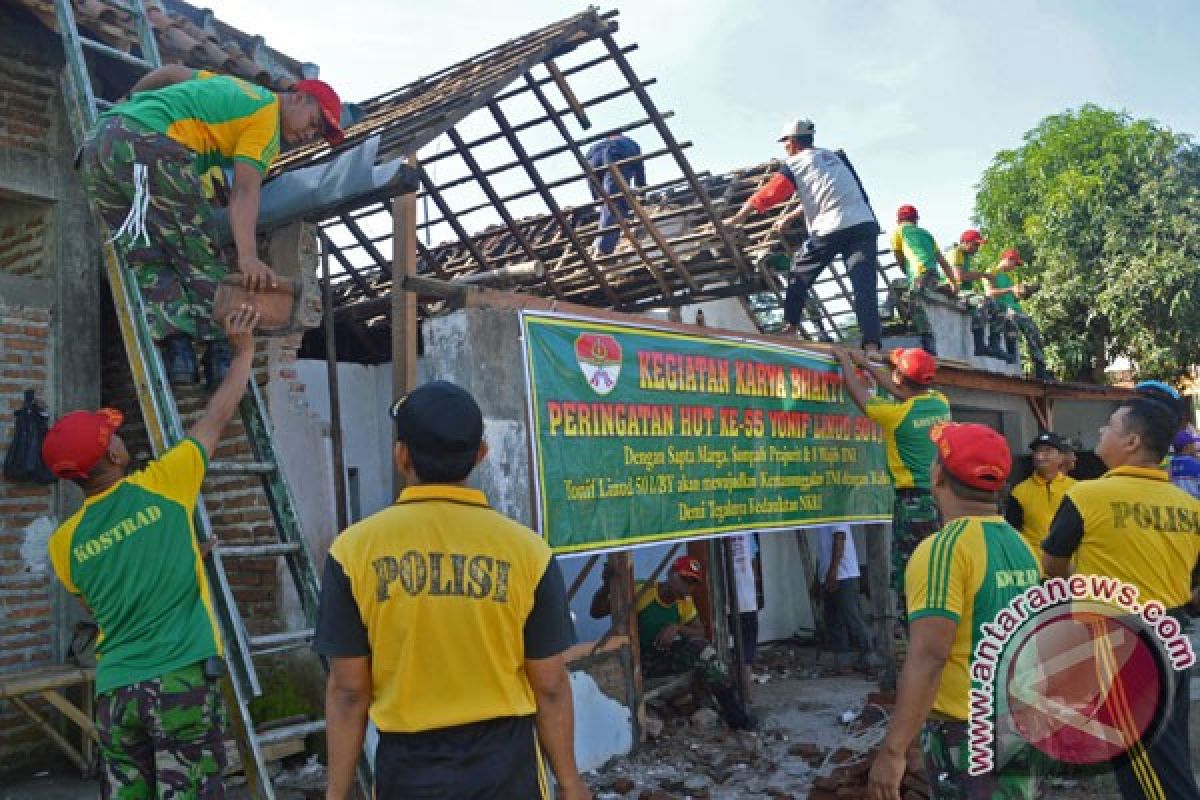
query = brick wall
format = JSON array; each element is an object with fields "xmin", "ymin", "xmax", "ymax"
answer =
[
  {"xmin": 0, "ymin": 207, "xmax": 48, "ymax": 279},
  {"xmin": 0, "ymin": 18, "xmax": 58, "ymax": 156},
  {"xmin": 0, "ymin": 306, "xmax": 56, "ymax": 764}
]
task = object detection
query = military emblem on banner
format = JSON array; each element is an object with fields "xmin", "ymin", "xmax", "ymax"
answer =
[{"xmin": 575, "ymin": 333, "xmax": 622, "ymax": 395}]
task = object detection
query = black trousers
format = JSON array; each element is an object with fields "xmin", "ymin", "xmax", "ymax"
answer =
[
  {"xmin": 786, "ymin": 220, "xmax": 882, "ymax": 347},
  {"xmin": 375, "ymin": 715, "xmax": 546, "ymax": 799},
  {"xmin": 1113, "ymin": 668, "xmax": 1200, "ymax": 800}
]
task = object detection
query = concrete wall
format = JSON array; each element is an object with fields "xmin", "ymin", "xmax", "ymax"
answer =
[
  {"xmin": 0, "ymin": 11, "xmax": 101, "ymax": 769},
  {"xmin": 886, "ymin": 293, "xmax": 1023, "ymax": 377}
]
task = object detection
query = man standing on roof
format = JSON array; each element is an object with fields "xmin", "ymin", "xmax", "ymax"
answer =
[
  {"xmin": 43, "ymin": 306, "xmax": 260, "ymax": 799},
  {"xmin": 1005, "ymin": 431, "xmax": 1075, "ymax": 557},
  {"xmin": 867, "ymin": 423, "xmax": 1042, "ymax": 799},
  {"xmin": 315, "ymin": 381, "xmax": 590, "ymax": 800},
  {"xmin": 890, "ymin": 204, "xmax": 955, "ymax": 355},
  {"xmin": 729, "ymin": 119, "xmax": 883, "ymax": 351},
  {"xmin": 80, "ymin": 65, "xmax": 345, "ymax": 388},
  {"xmin": 986, "ymin": 248, "xmax": 1050, "ymax": 380},
  {"xmin": 945, "ymin": 229, "xmax": 1007, "ymax": 359},
  {"xmin": 585, "ymin": 132, "xmax": 646, "ymax": 257},
  {"xmin": 836, "ymin": 347, "xmax": 951, "ymax": 642}
]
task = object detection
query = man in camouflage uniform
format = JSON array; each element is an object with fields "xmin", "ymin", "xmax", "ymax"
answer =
[
  {"xmin": 944, "ymin": 230, "xmax": 1009, "ymax": 359},
  {"xmin": 44, "ymin": 308, "xmax": 259, "ymax": 798},
  {"xmin": 987, "ymin": 249, "xmax": 1050, "ymax": 380},
  {"xmin": 868, "ymin": 423, "xmax": 1042, "ymax": 800},
  {"xmin": 591, "ymin": 556, "xmax": 753, "ymax": 729},
  {"xmin": 80, "ymin": 64, "xmax": 344, "ymax": 387},
  {"xmin": 890, "ymin": 205, "xmax": 956, "ymax": 355}
]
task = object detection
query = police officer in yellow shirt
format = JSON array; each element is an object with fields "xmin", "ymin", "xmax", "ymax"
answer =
[
  {"xmin": 1043, "ymin": 397, "xmax": 1200, "ymax": 800},
  {"xmin": 314, "ymin": 381, "xmax": 590, "ymax": 800},
  {"xmin": 1004, "ymin": 431, "xmax": 1076, "ymax": 556}
]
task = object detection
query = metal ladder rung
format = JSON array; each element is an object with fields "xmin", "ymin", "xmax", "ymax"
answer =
[
  {"xmin": 79, "ymin": 35, "xmax": 154, "ymax": 71},
  {"xmin": 220, "ymin": 542, "xmax": 302, "ymax": 558},
  {"xmin": 256, "ymin": 720, "xmax": 326, "ymax": 749},
  {"xmin": 248, "ymin": 629, "xmax": 314, "ymax": 656},
  {"xmin": 208, "ymin": 460, "xmax": 277, "ymax": 475}
]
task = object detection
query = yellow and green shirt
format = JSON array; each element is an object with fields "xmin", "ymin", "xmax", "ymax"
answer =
[
  {"xmin": 865, "ymin": 390, "xmax": 952, "ymax": 490},
  {"xmin": 891, "ymin": 222, "xmax": 948, "ymax": 285},
  {"xmin": 313, "ymin": 485, "xmax": 572, "ymax": 733},
  {"xmin": 906, "ymin": 516, "xmax": 1040, "ymax": 721},
  {"xmin": 1005, "ymin": 472, "xmax": 1076, "ymax": 556},
  {"xmin": 945, "ymin": 244, "xmax": 981, "ymax": 293},
  {"xmin": 635, "ymin": 581, "xmax": 699, "ymax": 653},
  {"xmin": 106, "ymin": 69, "xmax": 280, "ymax": 175},
  {"xmin": 1043, "ymin": 466, "xmax": 1200, "ymax": 608},
  {"xmin": 989, "ymin": 272, "xmax": 1022, "ymax": 312},
  {"xmin": 47, "ymin": 439, "xmax": 220, "ymax": 695}
]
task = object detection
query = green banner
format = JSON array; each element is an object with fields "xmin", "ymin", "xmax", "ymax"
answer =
[{"xmin": 522, "ymin": 313, "xmax": 891, "ymax": 553}]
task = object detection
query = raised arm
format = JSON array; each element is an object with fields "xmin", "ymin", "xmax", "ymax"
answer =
[
  {"xmin": 186, "ymin": 307, "xmax": 259, "ymax": 456},
  {"xmin": 836, "ymin": 348, "xmax": 875, "ymax": 414},
  {"xmin": 127, "ymin": 65, "xmax": 194, "ymax": 96}
]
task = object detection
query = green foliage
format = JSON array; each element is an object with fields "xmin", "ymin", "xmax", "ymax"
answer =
[{"xmin": 974, "ymin": 105, "xmax": 1200, "ymax": 382}]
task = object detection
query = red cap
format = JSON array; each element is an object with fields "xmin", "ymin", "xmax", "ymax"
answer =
[
  {"xmin": 960, "ymin": 230, "xmax": 986, "ymax": 245},
  {"xmin": 672, "ymin": 556, "xmax": 703, "ymax": 581},
  {"xmin": 1001, "ymin": 247, "xmax": 1024, "ymax": 265},
  {"xmin": 293, "ymin": 79, "xmax": 345, "ymax": 146},
  {"xmin": 931, "ymin": 422, "xmax": 1012, "ymax": 491},
  {"xmin": 889, "ymin": 347, "xmax": 937, "ymax": 385},
  {"xmin": 41, "ymin": 409, "xmax": 124, "ymax": 480},
  {"xmin": 896, "ymin": 204, "xmax": 919, "ymax": 223}
]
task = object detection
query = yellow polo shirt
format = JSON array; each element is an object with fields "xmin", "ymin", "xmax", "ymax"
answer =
[{"xmin": 1006, "ymin": 472, "xmax": 1076, "ymax": 555}]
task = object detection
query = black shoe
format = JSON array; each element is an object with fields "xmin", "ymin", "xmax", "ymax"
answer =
[
  {"xmin": 986, "ymin": 334, "xmax": 1007, "ymax": 360},
  {"xmin": 919, "ymin": 334, "xmax": 937, "ymax": 356},
  {"xmin": 162, "ymin": 335, "xmax": 198, "ymax": 385},
  {"xmin": 202, "ymin": 340, "xmax": 233, "ymax": 392},
  {"xmin": 712, "ymin": 685, "xmax": 755, "ymax": 730}
]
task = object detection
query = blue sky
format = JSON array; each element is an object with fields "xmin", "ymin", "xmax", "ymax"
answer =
[{"xmin": 209, "ymin": 0, "xmax": 1200, "ymax": 247}]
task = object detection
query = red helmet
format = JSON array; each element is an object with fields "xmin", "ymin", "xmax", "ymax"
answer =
[{"xmin": 896, "ymin": 204, "xmax": 919, "ymax": 223}]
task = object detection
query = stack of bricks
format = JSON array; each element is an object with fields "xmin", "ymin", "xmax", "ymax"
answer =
[{"xmin": 0, "ymin": 308, "xmax": 56, "ymax": 764}]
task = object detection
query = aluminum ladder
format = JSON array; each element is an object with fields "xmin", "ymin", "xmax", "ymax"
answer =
[{"xmin": 48, "ymin": 1, "xmax": 358, "ymax": 795}]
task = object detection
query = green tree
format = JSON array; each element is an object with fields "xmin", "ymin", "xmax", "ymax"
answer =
[{"xmin": 974, "ymin": 105, "xmax": 1200, "ymax": 382}]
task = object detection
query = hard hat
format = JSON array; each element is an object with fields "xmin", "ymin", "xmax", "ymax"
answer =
[{"xmin": 778, "ymin": 118, "xmax": 816, "ymax": 141}]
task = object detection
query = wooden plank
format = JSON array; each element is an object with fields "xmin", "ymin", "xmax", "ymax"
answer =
[
  {"xmin": 545, "ymin": 59, "xmax": 592, "ymax": 129},
  {"xmin": 392, "ymin": 183, "xmax": 419, "ymax": 403},
  {"xmin": 38, "ymin": 689, "xmax": 98, "ymax": 740},
  {"xmin": 10, "ymin": 696, "xmax": 88, "ymax": 774},
  {"xmin": 0, "ymin": 666, "xmax": 95, "ymax": 699}
]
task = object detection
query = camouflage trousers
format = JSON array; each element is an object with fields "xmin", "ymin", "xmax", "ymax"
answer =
[
  {"xmin": 965, "ymin": 293, "xmax": 1009, "ymax": 339},
  {"xmin": 901, "ymin": 271, "xmax": 946, "ymax": 338},
  {"xmin": 892, "ymin": 490, "xmax": 940, "ymax": 625},
  {"xmin": 643, "ymin": 636, "xmax": 732, "ymax": 691},
  {"xmin": 81, "ymin": 116, "xmax": 227, "ymax": 343},
  {"xmin": 922, "ymin": 719, "xmax": 1040, "ymax": 799},
  {"xmin": 1004, "ymin": 311, "xmax": 1047, "ymax": 367},
  {"xmin": 96, "ymin": 661, "xmax": 228, "ymax": 799}
]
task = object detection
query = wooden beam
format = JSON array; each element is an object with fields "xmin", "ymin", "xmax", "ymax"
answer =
[
  {"xmin": 322, "ymin": 246, "xmax": 350, "ymax": 532},
  {"xmin": 545, "ymin": 59, "xmax": 591, "ymax": 129},
  {"xmin": 605, "ymin": 165, "xmax": 700, "ymax": 292},
  {"xmin": 392, "ymin": 161, "xmax": 420, "ymax": 471},
  {"xmin": 414, "ymin": 163, "xmax": 493, "ymax": 273},
  {"xmin": 11, "ymin": 696, "xmax": 88, "ymax": 774},
  {"xmin": 38, "ymin": 689, "xmax": 97, "ymax": 740}
]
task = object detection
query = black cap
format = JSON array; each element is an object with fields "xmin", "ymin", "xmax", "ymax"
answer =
[
  {"xmin": 389, "ymin": 381, "xmax": 483, "ymax": 454},
  {"xmin": 1029, "ymin": 431, "xmax": 1068, "ymax": 452}
]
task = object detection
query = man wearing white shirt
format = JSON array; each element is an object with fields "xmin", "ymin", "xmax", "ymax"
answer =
[{"xmin": 814, "ymin": 525, "xmax": 874, "ymax": 671}]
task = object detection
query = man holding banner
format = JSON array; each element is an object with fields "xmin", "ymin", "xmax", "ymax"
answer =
[{"xmin": 836, "ymin": 348, "xmax": 951, "ymax": 633}]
